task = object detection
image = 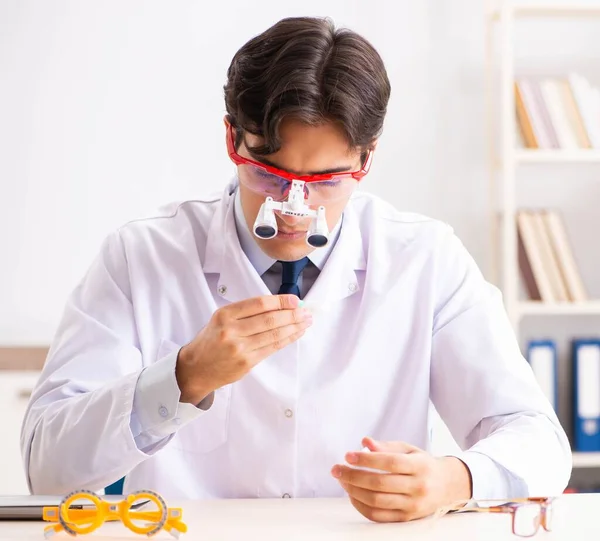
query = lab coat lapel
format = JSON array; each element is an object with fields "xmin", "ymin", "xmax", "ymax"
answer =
[
  {"xmin": 204, "ymin": 183, "xmax": 366, "ymax": 305},
  {"xmin": 203, "ymin": 183, "xmax": 271, "ymax": 303},
  {"xmin": 303, "ymin": 203, "xmax": 366, "ymax": 305}
]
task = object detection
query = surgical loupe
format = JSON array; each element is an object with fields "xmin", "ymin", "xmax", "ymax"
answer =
[{"xmin": 253, "ymin": 179, "xmax": 329, "ymax": 247}]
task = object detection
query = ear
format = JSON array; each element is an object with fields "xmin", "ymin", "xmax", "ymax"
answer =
[
  {"xmin": 223, "ymin": 115, "xmax": 232, "ymax": 143},
  {"xmin": 224, "ymin": 116, "xmax": 237, "ymax": 154}
]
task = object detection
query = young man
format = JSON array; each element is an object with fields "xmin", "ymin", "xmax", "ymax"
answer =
[{"xmin": 21, "ymin": 17, "xmax": 571, "ymax": 523}]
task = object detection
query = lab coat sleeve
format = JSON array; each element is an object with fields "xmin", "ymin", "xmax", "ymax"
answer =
[
  {"xmin": 130, "ymin": 352, "xmax": 212, "ymax": 452},
  {"xmin": 20, "ymin": 230, "xmax": 207, "ymax": 495},
  {"xmin": 429, "ymin": 228, "xmax": 572, "ymax": 499}
]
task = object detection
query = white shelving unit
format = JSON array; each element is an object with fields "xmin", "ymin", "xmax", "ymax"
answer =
[
  {"xmin": 490, "ymin": 4, "xmax": 600, "ymax": 19},
  {"xmin": 487, "ymin": 0, "xmax": 600, "ymax": 326},
  {"xmin": 573, "ymin": 452, "xmax": 600, "ymax": 468},
  {"xmin": 518, "ymin": 301, "xmax": 600, "ymax": 317},
  {"xmin": 487, "ymin": 1, "xmax": 600, "ymax": 470},
  {"xmin": 516, "ymin": 149, "xmax": 600, "ymax": 164}
]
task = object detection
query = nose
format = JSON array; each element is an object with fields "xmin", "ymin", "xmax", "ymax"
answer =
[{"xmin": 277, "ymin": 213, "xmax": 304, "ymax": 227}]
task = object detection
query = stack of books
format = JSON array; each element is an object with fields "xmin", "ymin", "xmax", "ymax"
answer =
[
  {"xmin": 517, "ymin": 209, "xmax": 587, "ymax": 303},
  {"xmin": 514, "ymin": 73, "xmax": 600, "ymax": 149}
]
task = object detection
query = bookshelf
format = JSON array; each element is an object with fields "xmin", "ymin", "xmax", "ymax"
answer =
[
  {"xmin": 487, "ymin": 1, "xmax": 600, "ymax": 473},
  {"xmin": 573, "ymin": 452, "xmax": 600, "ymax": 468},
  {"xmin": 487, "ymin": 1, "xmax": 600, "ymax": 325}
]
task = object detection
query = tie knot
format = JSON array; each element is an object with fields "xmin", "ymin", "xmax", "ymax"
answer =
[{"xmin": 279, "ymin": 257, "xmax": 310, "ymax": 286}]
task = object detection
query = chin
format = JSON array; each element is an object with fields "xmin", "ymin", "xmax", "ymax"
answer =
[{"xmin": 258, "ymin": 238, "xmax": 313, "ymax": 262}]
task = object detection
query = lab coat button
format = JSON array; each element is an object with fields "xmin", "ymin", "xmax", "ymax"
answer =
[
  {"xmin": 348, "ymin": 282, "xmax": 358, "ymax": 293},
  {"xmin": 218, "ymin": 285, "xmax": 227, "ymax": 296},
  {"xmin": 159, "ymin": 405, "xmax": 169, "ymax": 418},
  {"xmin": 284, "ymin": 408, "xmax": 293, "ymax": 418}
]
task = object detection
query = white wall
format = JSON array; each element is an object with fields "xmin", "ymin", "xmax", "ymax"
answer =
[{"xmin": 1, "ymin": 0, "xmax": 600, "ymax": 345}]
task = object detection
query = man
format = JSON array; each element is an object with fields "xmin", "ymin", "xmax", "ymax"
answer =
[{"xmin": 21, "ymin": 16, "xmax": 571, "ymax": 523}]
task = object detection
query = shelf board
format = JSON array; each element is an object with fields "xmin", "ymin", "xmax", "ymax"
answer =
[
  {"xmin": 516, "ymin": 150, "xmax": 600, "ymax": 164},
  {"xmin": 517, "ymin": 301, "xmax": 600, "ymax": 316},
  {"xmin": 492, "ymin": 5, "xmax": 600, "ymax": 20},
  {"xmin": 573, "ymin": 452, "xmax": 600, "ymax": 468}
]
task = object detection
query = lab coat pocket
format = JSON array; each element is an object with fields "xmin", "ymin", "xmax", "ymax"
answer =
[{"xmin": 156, "ymin": 338, "xmax": 232, "ymax": 454}]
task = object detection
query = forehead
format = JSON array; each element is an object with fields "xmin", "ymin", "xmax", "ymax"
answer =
[{"xmin": 243, "ymin": 119, "xmax": 361, "ymax": 175}]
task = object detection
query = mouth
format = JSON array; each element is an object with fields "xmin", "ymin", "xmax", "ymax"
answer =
[{"xmin": 276, "ymin": 229, "xmax": 306, "ymax": 240}]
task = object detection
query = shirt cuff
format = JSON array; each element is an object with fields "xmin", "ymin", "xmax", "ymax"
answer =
[
  {"xmin": 131, "ymin": 349, "xmax": 206, "ymax": 440},
  {"xmin": 451, "ymin": 450, "xmax": 525, "ymax": 501}
]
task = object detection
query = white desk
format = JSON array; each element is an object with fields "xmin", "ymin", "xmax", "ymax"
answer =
[{"xmin": 1, "ymin": 494, "xmax": 598, "ymax": 540}]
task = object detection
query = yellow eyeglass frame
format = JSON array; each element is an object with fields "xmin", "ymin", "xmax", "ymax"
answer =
[{"xmin": 42, "ymin": 489, "xmax": 187, "ymax": 538}]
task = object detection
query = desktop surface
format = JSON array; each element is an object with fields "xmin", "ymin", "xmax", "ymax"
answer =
[{"xmin": 0, "ymin": 494, "xmax": 597, "ymax": 540}]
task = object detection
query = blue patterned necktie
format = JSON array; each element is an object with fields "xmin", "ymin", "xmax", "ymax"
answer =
[{"xmin": 278, "ymin": 257, "xmax": 310, "ymax": 297}]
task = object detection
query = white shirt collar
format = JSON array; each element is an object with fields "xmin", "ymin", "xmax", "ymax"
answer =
[{"xmin": 233, "ymin": 186, "xmax": 342, "ymax": 276}]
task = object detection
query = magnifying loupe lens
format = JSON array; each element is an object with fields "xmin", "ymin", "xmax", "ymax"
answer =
[{"xmin": 255, "ymin": 225, "xmax": 276, "ymax": 238}]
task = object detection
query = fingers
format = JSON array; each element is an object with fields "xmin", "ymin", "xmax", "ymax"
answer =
[
  {"xmin": 331, "ymin": 465, "xmax": 416, "ymax": 494},
  {"xmin": 344, "ymin": 450, "xmax": 420, "ymax": 475},
  {"xmin": 342, "ymin": 487, "xmax": 414, "ymax": 523},
  {"xmin": 225, "ymin": 295, "xmax": 300, "ymax": 320},
  {"xmin": 362, "ymin": 437, "xmax": 420, "ymax": 454},
  {"xmin": 249, "ymin": 327, "xmax": 308, "ymax": 360},
  {"xmin": 236, "ymin": 306, "xmax": 312, "ymax": 337},
  {"xmin": 341, "ymin": 482, "xmax": 413, "ymax": 512},
  {"xmin": 349, "ymin": 496, "xmax": 413, "ymax": 523},
  {"xmin": 249, "ymin": 318, "xmax": 313, "ymax": 351}
]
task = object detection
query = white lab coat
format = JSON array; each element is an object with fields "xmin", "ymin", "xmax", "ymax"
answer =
[{"xmin": 21, "ymin": 180, "xmax": 572, "ymax": 500}]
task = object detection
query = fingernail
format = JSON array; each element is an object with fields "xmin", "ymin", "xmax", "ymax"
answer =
[
  {"xmin": 331, "ymin": 466, "xmax": 342, "ymax": 478},
  {"xmin": 298, "ymin": 300, "xmax": 305, "ymax": 308},
  {"xmin": 346, "ymin": 452, "xmax": 358, "ymax": 464}
]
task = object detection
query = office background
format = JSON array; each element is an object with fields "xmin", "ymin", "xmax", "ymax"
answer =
[{"xmin": 1, "ymin": 0, "xmax": 600, "ymax": 493}]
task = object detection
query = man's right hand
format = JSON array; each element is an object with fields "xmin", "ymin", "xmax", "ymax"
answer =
[{"xmin": 175, "ymin": 295, "xmax": 313, "ymax": 405}]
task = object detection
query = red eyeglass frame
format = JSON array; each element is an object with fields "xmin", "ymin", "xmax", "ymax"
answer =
[{"xmin": 226, "ymin": 124, "xmax": 373, "ymax": 184}]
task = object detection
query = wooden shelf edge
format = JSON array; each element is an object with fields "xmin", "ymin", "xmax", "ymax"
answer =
[
  {"xmin": 0, "ymin": 347, "xmax": 48, "ymax": 371},
  {"xmin": 572, "ymin": 452, "xmax": 600, "ymax": 468},
  {"xmin": 515, "ymin": 150, "xmax": 600, "ymax": 164},
  {"xmin": 517, "ymin": 302, "xmax": 600, "ymax": 316},
  {"xmin": 491, "ymin": 6, "xmax": 600, "ymax": 21}
]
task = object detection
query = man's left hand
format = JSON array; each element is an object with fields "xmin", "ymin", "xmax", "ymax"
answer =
[{"xmin": 331, "ymin": 437, "xmax": 472, "ymax": 523}]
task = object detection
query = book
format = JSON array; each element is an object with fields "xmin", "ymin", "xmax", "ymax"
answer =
[
  {"xmin": 539, "ymin": 78, "xmax": 580, "ymax": 150},
  {"xmin": 517, "ymin": 210, "xmax": 555, "ymax": 302},
  {"xmin": 542, "ymin": 210, "xmax": 588, "ymax": 302},
  {"xmin": 530, "ymin": 211, "xmax": 569, "ymax": 302},
  {"xmin": 514, "ymin": 73, "xmax": 600, "ymax": 150},
  {"xmin": 517, "ymin": 209, "xmax": 587, "ymax": 303},
  {"xmin": 515, "ymin": 81, "xmax": 538, "ymax": 148},
  {"xmin": 561, "ymin": 78, "xmax": 592, "ymax": 149},
  {"xmin": 568, "ymin": 73, "xmax": 600, "ymax": 149}
]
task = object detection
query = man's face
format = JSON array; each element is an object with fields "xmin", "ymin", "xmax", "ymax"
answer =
[{"xmin": 234, "ymin": 118, "xmax": 364, "ymax": 262}]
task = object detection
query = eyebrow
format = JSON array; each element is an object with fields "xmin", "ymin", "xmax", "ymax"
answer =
[{"xmin": 257, "ymin": 156, "xmax": 353, "ymax": 176}]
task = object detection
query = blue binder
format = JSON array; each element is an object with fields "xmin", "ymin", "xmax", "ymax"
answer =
[
  {"xmin": 105, "ymin": 477, "xmax": 125, "ymax": 495},
  {"xmin": 573, "ymin": 339, "xmax": 600, "ymax": 452},
  {"xmin": 527, "ymin": 340, "xmax": 558, "ymax": 411}
]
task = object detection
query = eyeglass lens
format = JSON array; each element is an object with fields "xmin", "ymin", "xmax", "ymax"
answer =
[
  {"xmin": 61, "ymin": 494, "xmax": 100, "ymax": 535},
  {"xmin": 126, "ymin": 492, "xmax": 167, "ymax": 536},
  {"xmin": 513, "ymin": 503, "xmax": 542, "ymax": 537},
  {"xmin": 542, "ymin": 501, "xmax": 553, "ymax": 531},
  {"xmin": 238, "ymin": 164, "xmax": 356, "ymax": 204}
]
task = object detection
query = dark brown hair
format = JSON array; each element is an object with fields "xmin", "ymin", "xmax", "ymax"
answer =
[{"xmin": 224, "ymin": 16, "xmax": 391, "ymax": 156}]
